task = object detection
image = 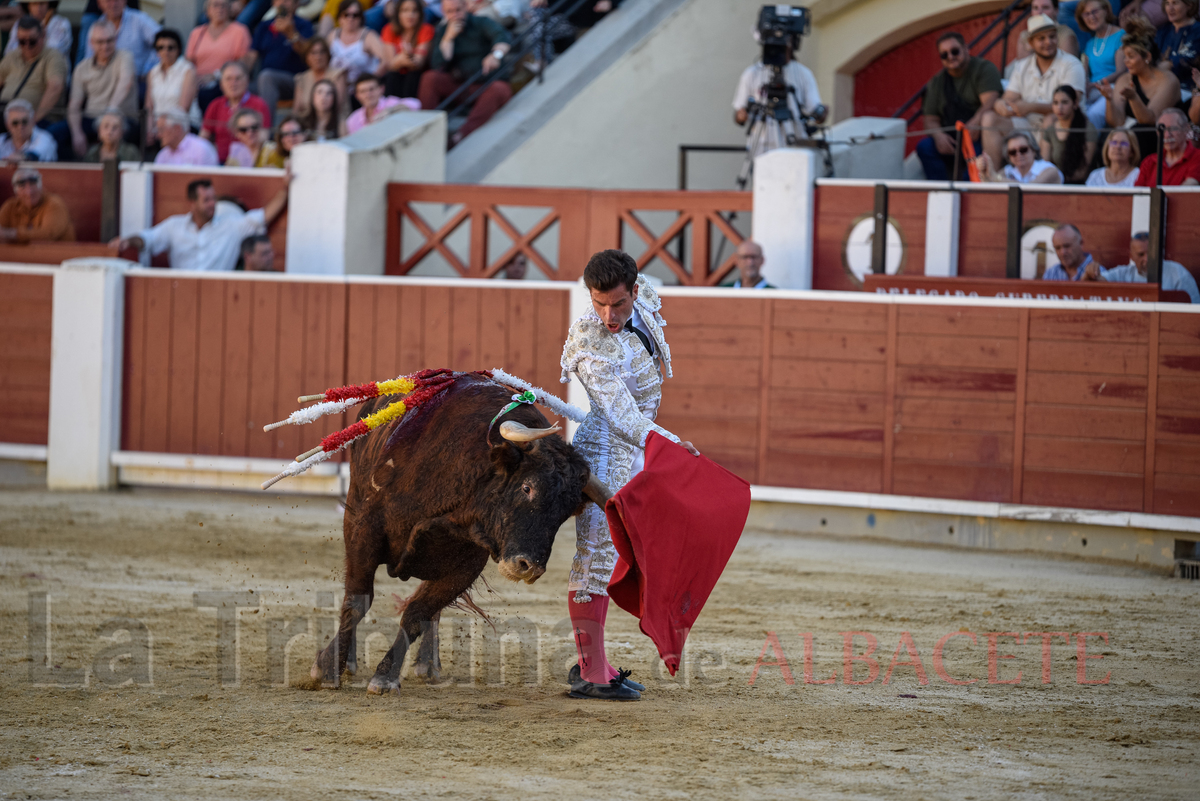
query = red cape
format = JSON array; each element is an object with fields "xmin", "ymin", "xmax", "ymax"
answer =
[{"xmin": 605, "ymin": 433, "xmax": 751, "ymax": 675}]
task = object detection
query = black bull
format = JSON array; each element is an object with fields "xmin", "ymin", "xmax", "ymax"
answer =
[{"xmin": 311, "ymin": 374, "xmax": 609, "ymax": 693}]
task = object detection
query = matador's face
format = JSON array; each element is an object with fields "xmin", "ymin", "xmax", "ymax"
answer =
[{"xmin": 589, "ymin": 282, "xmax": 640, "ymax": 334}]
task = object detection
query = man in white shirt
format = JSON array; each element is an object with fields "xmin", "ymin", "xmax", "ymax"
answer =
[
  {"xmin": 732, "ymin": 38, "xmax": 825, "ymax": 157},
  {"xmin": 109, "ymin": 176, "xmax": 289, "ymax": 271},
  {"xmin": 1102, "ymin": 232, "xmax": 1200, "ymax": 303},
  {"xmin": 980, "ymin": 14, "xmax": 1085, "ymax": 167}
]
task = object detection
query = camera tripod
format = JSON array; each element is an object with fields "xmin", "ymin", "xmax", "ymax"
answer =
[{"xmin": 735, "ymin": 72, "xmax": 831, "ymax": 189}]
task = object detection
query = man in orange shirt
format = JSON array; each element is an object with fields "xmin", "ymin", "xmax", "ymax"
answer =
[{"xmin": 0, "ymin": 167, "xmax": 75, "ymax": 242}]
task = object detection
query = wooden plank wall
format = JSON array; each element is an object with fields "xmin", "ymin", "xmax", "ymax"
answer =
[{"xmin": 0, "ymin": 271, "xmax": 52, "ymax": 444}]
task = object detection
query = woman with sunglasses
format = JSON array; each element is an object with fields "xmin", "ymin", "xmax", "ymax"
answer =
[
  {"xmin": 1039, "ymin": 85, "xmax": 1096, "ymax": 184},
  {"xmin": 297, "ymin": 77, "xmax": 347, "ymax": 139},
  {"xmin": 293, "ymin": 38, "xmax": 348, "ymax": 120},
  {"xmin": 225, "ymin": 107, "xmax": 283, "ymax": 166},
  {"xmin": 187, "ymin": 0, "xmax": 254, "ymax": 112},
  {"xmin": 3, "ymin": 1, "xmax": 71, "ymax": 62},
  {"xmin": 327, "ymin": 0, "xmax": 390, "ymax": 98},
  {"xmin": 145, "ymin": 29, "xmax": 199, "ymax": 142},
  {"xmin": 275, "ymin": 114, "xmax": 306, "ymax": 164},
  {"xmin": 1101, "ymin": 20, "xmax": 1181, "ymax": 160},
  {"xmin": 1086, "ymin": 128, "xmax": 1141, "ymax": 186},
  {"xmin": 976, "ymin": 131, "xmax": 1063, "ymax": 183},
  {"xmin": 1075, "ymin": 0, "xmax": 1125, "ymax": 130},
  {"xmin": 382, "ymin": 0, "xmax": 433, "ymax": 98}
]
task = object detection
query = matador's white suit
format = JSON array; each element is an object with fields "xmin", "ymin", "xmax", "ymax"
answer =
[{"xmin": 560, "ymin": 276, "xmax": 682, "ymax": 602}]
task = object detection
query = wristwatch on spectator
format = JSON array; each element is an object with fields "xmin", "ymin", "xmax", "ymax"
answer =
[{"xmin": 491, "ymin": 48, "xmax": 505, "ymax": 60}]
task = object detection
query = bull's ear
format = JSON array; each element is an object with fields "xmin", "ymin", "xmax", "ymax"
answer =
[{"xmin": 490, "ymin": 441, "xmax": 524, "ymax": 474}]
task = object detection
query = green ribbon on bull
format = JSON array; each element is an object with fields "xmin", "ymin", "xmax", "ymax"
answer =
[{"xmin": 489, "ymin": 390, "xmax": 538, "ymax": 432}]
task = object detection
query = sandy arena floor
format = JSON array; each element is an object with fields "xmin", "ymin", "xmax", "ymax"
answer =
[{"xmin": 0, "ymin": 484, "xmax": 1197, "ymax": 800}]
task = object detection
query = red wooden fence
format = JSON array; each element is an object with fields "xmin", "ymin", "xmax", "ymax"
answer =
[{"xmin": 0, "ymin": 269, "xmax": 53, "ymax": 445}]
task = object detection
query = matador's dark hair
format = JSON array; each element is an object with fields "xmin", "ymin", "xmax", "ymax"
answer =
[{"xmin": 583, "ymin": 249, "xmax": 638, "ymax": 293}]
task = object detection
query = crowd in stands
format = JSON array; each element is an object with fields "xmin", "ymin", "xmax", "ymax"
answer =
[{"xmin": 919, "ymin": 0, "xmax": 1200, "ymax": 187}]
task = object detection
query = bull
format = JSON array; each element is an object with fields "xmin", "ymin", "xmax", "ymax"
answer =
[{"xmin": 310, "ymin": 372, "xmax": 609, "ymax": 694}]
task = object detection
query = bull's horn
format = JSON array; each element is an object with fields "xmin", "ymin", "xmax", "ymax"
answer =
[
  {"xmin": 583, "ymin": 473, "xmax": 612, "ymax": 508},
  {"xmin": 499, "ymin": 421, "xmax": 561, "ymax": 442}
]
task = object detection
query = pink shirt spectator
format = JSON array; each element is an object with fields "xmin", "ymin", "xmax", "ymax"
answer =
[
  {"xmin": 345, "ymin": 96, "xmax": 418, "ymax": 133},
  {"xmin": 203, "ymin": 91, "xmax": 271, "ymax": 162},
  {"xmin": 186, "ymin": 23, "xmax": 252, "ymax": 79},
  {"xmin": 154, "ymin": 133, "xmax": 220, "ymax": 166}
]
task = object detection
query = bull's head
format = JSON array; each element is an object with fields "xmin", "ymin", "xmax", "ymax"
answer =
[{"xmin": 480, "ymin": 421, "xmax": 610, "ymax": 584}]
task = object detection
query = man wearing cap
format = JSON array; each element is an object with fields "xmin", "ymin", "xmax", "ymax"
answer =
[
  {"xmin": 0, "ymin": 167, "xmax": 75, "ymax": 242},
  {"xmin": 980, "ymin": 13, "xmax": 1085, "ymax": 168},
  {"xmin": 153, "ymin": 108, "xmax": 219, "ymax": 166}
]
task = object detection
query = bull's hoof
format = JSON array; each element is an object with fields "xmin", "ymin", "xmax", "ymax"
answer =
[
  {"xmin": 367, "ymin": 676, "xmax": 400, "ymax": 695},
  {"xmin": 346, "ymin": 659, "xmax": 358, "ymax": 676},
  {"xmin": 311, "ymin": 656, "xmax": 341, "ymax": 689},
  {"xmin": 412, "ymin": 658, "xmax": 441, "ymax": 682}
]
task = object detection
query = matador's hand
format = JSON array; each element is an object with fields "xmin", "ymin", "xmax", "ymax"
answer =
[{"xmin": 681, "ymin": 440, "xmax": 700, "ymax": 457}]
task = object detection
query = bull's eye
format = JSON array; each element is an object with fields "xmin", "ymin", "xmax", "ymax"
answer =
[{"xmin": 522, "ymin": 483, "xmax": 532, "ymax": 496}]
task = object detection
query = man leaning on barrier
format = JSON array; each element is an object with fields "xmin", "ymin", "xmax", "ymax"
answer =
[
  {"xmin": 1101, "ymin": 232, "xmax": 1200, "ymax": 302},
  {"xmin": 1043, "ymin": 223, "xmax": 1102, "ymax": 281},
  {"xmin": 729, "ymin": 240, "xmax": 774, "ymax": 289},
  {"xmin": 0, "ymin": 167, "xmax": 75, "ymax": 242},
  {"xmin": 917, "ymin": 32, "xmax": 1001, "ymax": 181}
]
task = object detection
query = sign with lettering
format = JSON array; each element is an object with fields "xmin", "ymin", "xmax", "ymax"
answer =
[{"xmin": 861, "ymin": 275, "xmax": 1183, "ymax": 303}]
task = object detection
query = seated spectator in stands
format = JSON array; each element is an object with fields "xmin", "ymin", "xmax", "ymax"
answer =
[
  {"xmin": 977, "ymin": 131, "xmax": 1064, "ymax": 183},
  {"xmin": 145, "ymin": 30, "xmax": 199, "ymax": 144},
  {"xmin": 1015, "ymin": 0, "xmax": 1079, "ymax": 62},
  {"xmin": 275, "ymin": 114, "xmax": 306, "ymax": 161},
  {"xmin": 1075, "ymin": 0, "xmax": 1124, "ymax": 130},
  {"xmin": 226, "ymin": 107, "xmax": 284, "ymax": 166},
  {"xmin": 1120, "ymin": 0, "xmax": 1169, "ymax": 29},
  {"xmin": 251, "ymin": 0, "xmax": 314, "ymax": 124},
  {"xmin": 0, "ymin": 16, "xmax": 67, "ymax": 127},
  {"xmin": 917, "ymin": 32, "xmax": 1002, "ymax": 181},
  {"xmin": 52, "ymin": 20, "xmax": 136, "ymax": 160},
  {"xmin": 1156, "ymin": 0, "xmax": 1199, "ymax": 96},
  {"xmin": 318, "ymin": 0, "xmax": 378, "ymax": 38},
  {"xmin": 154, "ymin": 108, "xmax": 220, "ymax": 165},
  {"xmin": 419, "ymin": 0, "xmax": 512, "ymax": 145},
  {"xmin": 1103, "ymin": 232, "xmax": 1200, "ymax": 302},
  {"xmin": 1043, "ymin": 223, "xmax": 1101, "ymax": 281},
  {"xmin": 292, "ymin": 38, "xmax": 348, "ymax": 119},
  {"xmin": 1135, "ymin": 107, "xmax": 1200, "ymax": 184},
  {"xmin": 468, "ymin": 0, "xmax": 528, "ymax": 30},
  {"xmin": 110, "ymin": 176, "xmax": 290, "ymax": 271},
  {"xmin": 382, "ymin": 0, "xmax": 433, "ymax": 98},
  {"xmin": 346, "ymin": 72, "xmax": 416, "ymax": 131},
  {"xmin": 4, "ymin": 1, "xmax": 72, "ymax": 63},
  {"xmin": 0, "ymin": 100, "xmax": 57, "ymax": 162},
  {"xmin": 1038, "ymin": 85, "xmax": 1096, "ymax": 183},
  {"xmin": 83, "ymin": 108, "xmax": 139, "ymax": 161},
  {"xmin": 502, "ymin": 251, "xmax": 526, "ymax": 279},
  {"xmin": 298, "ymin": 77, "xmax": 347, "ymax": 138},
  {"xmin": 202, "ymin": 61, "xmax": 271, "ymax": 161},
  {"xmin": 239, "ymin": 233, "xmax": 275, "ymax": 270},
  {"xmin": 188, "ymin": 0, "xmax": 254, "ymax": 112},
  {"xmin": 1103, "ymin": 20, "xmax": 1181, "ymax": 160},
  {"xmin": 1086, "ymin": 128, "xmax": 1141, "ymax": 186},
  {"xmin": 981, "ymin": 14, "xmax": 1085, "ymax": 168},
  {"xmin": 82, "ymin": 0, "xmax": 160, "ymax": 77},
  {"xmin": 327, "ymin": 0, "xmax": 390, "ymax": 90},
  {"xmin": 0, "ymin": 167, "xmax": 75, "ymax": 241},
  {"xmin": 731, "ymin": 240, "xmax": 773, "ymax": 288}
]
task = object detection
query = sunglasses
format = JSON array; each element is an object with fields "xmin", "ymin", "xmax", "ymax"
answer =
[
  {"xmin": 17, "ymin": 37, "xmax": 39, "ymax": 47},
  {"xmin": 1110, "ymin": 140, "xmax": 1131, "ymax": 148},
  {"xmin": 155, "ymin": 43, "xmax": 178, "ymax": 51},
  {"xmin": 341, "ymin": 10, "xmax": 362, "ymax": 16},
  {"xmin": 7, "ymin": 117, "xmax": 30, "ymax": 126},
  {"xmin": 1007, "ymin": 145, "xmax": 1031, "ymax": 157},
  {"xmin": 281, "ymin": 128, "xmax": 306, "ymax": 136},
  {"xmin": 237, "ymin": 124, "xmax": 261, "ymax": 133},
  {"xmin": 13, "ymin": 178, "xmax": 38, "ymax": 187},
  {"xmin": 938, "ymin": 47, "xmax": 961, "ymax": 60}
]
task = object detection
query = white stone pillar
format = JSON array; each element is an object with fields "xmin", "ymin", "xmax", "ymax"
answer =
[
  {"xmin": 924, "ymin": 191, "xmax": 961, "ymax": 277},
  {"xmin": 47, "ymin": 259, "xmax": 130, "ymax": 490},
  {"xmin": 119, "ymin": 165, "xmax": 154, "ymax": 266},
  {"xmin": 752, "ymin": 148, "xmax": 816, "ymax": 290},
  {"xmin": 1131, "ymin": 193, "xmax": 1151, "ymax": 238},
  {"xmin": 286, "ymin": 111, "xmax": 447, "ymax": 275}
]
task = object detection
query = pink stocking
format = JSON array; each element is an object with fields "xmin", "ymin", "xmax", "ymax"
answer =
[{"xmin": 569, "ymin": 592, "xmax": 611, "ymax": 683}]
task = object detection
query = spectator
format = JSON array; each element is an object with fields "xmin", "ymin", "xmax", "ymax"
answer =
[
  {"xmin": 917, "ymin": 32, "xmax": 1001, "ymax": 181},
  {"xmin": 154, "ymin": 107, "xmax": 219, "ymax": 165},
  {"xmin": 1193, "ymin": 65, "xmax": 1200, "ymax": 123},
  {"xmin": 1135, "ymin": 107, "xmax": 1200, "ymax": 184},
  {"xmin": 239, "ymin": 233, "xmax": 275, "ymax": 270},
  {"xmin": 110, "ymin": 176, "xmax": 290, "ymax": 271},
  {"xmin": 297, "ymin": 76, "xmax": 346, "ymax": 138},
  {"xmin": 83, "ymin": 108, "xmax": 139, "ymax": 161},
  {"xmin": 977, "ymin": 131, "xmax": 1064, "ymax": 183},
  {"xmin": 1156, "ymin": 0, "xmax": 1199, "ymax": 95},
  {"xmin": 1043, "ymin": 223, "xmax": 1101, "ymax": 281},
  {"xmin": 732, "ymin": 29, "xmax": 823, "ymax": 159},
  {"xmin": 81, "ymin": 0, "xmax": 159, "ymax": 77},
  {"xmin": 145, "ymin": 30, "xmax": 199, "ymax": 143},
  {"xmin": 1013, "ymin": 0, "xmax": 1080, "ymax": 61},
  {"xmin": 525, "ymin": 0, "xmax": 576, "ymax": 70},
  {"xmin": 3, "ymin": 1, "xmax": 71, "ymax": 63},
  {"xmin": 188, "ymin": 0, "xmax": 254, "ymax": 112},
  {"xmin": 328, "ymin": 0, "xmax": 390, "ymax": 90},
  {"xmin": 1086, "ymin": 128, "xmax": 1141, "ymax": 186},
  {"xmin": 225, "ymin": 107, "xmax": 283, "ymax": 166},
  {"xmin": 318, "ymin": 0, "xmax": 378, "ymax": 38},
  {"xmin": 53, "ymin": 21, "xmax": 136, "ymax": 160},
  {"xmin": 1075, "ymin": 0, "xmax": 1124, "ymax": 130},
  {"xmin": 0, "ymin": 167, "xmax": 74, "ymax": 241},
  {"xmin": 1120, "ymin": 0, "xmax": 1169, "ymax": 29},
  {"xmin": 469, "ymin": 0, "xmax": 528, "ymax": 29},
  {"xmin": 731, "ymin": 240, "xmax": 773, "ymax": 288},
  {"xmin": 420, "ymin": 0, "xmax": 512, "ymax": 144},
  {"xmin": 382, "ymin": 0, "xmax": 433, "ymax": 98},
  {"xmin": 981, "ymin": 14, "xmax": 1085, "ymax": 168},
  {"xmin": 202, "ymin": 60, "xmax": 271, "ymax": 161},
  {"xmin": 346, "ymin": 72, "xmax": 416, "ymax": 131},
  {"xmin": 1038, "ymin": 85, "xmax": 1096, "ymax": 183},
  {"xmin": 292, "ymin": 37, "xmax": 348, "ymax": 119},
  {"xmin": 1102, "ymin": 20, "xmax": 1181, "ymax": 160},
  {"xmin": 275, "ymin": 114, "xmax": 305, "ymax": 161},
  {"xmin": 251, "ymin": 0, "xmax": 314, "ymax": 123},
  {"xmin": 502, "ymin": 251, "xmax": 526, "ymax": 279},
  {"xmin": 1102, "ymin": 232, "xmax": 1200, "ymax": 302},
  {"xmin": 0, "ymin": 16, "xmax": 67, "ymax": 127},
  {"xmin": 0, "ymin": 99, "xmax": 56, "ymax": 161}
]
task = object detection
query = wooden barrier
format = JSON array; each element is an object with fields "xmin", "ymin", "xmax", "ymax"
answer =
[
  {"xmin": 0, "ymin": 268, "xmax": 53, "ymax": 445},
  {"xmin": 0, "ymin": 242, "xmax": 121, "ymax": 265},
  {"xmin": 862, "ymin": 275, "xmax": 1185, "ymax": 303}
]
